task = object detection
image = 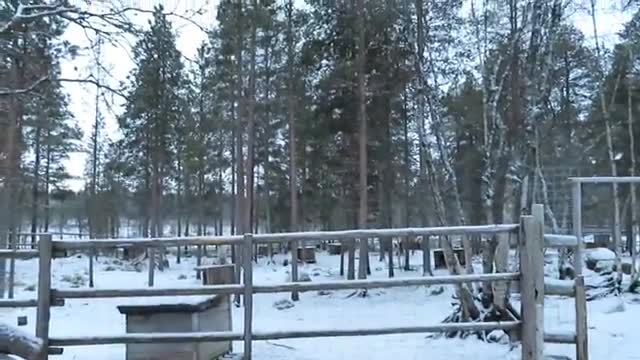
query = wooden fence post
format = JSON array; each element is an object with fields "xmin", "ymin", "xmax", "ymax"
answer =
[
  {"xmin": 243, "ymin": 234, "xmax": 253, "ymax": 360},
  {"xmin": 572, "ymin": 182, "xmax": 583, "ymax": 276},
  {"xmin": 8, "ymin": 232, "xmax": 15, "ymax": 299},
  {"xmin": 89, "ymin": 247, "xmax": 95, "ymax": 288},
  {"xmin": 36, "ymin": 234, "xmax": 53, "ymax": 359},
  {"xmin": 148, "ymin": 247, "xmax": 155, "ymax": 287},
  {"xmin": 519, "ymin": 211, "xmax": 544, "ymax": 360},
  {"xmin": 575, "ymin": 275, "xmax": 589, "ymax": 360}
]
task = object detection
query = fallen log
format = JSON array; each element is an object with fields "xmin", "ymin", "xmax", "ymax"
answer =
[{"xmin": 0, "ymin": 323, "xmax": 45, "ymax": 359}]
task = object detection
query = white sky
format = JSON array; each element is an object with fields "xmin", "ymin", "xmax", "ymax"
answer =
[{"xmin": 59, "ymin": 0, "xmax": 633, "ymax": 192}]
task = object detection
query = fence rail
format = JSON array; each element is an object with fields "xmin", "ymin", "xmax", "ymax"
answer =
[{"xmin": 0, "ymin": 205, "xmax": 589, "ymax": 360}]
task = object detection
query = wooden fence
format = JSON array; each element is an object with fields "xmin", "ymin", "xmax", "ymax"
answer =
[{"xmin": 0, "ymin": 204, "xmax": 588, "ymax": 360}]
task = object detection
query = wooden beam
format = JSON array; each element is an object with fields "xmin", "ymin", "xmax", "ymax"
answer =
[
  {"xmin": 0, "ymin": 250, "xmax": 39, "ymax": 260},
  {"xmin": 544, "ymin": 234, "xmax": 578, "ymax": 248},
  {"xmin": 52, "ymin": 284, "xmax": 244, "ymax": 300},
  {"xmin": 48, "ymin": 322, "xmax": 521, "ymax": 347},
  {"xmin": 573, "ymin": 182, "xmax": 584, "ymax": 276},
  {"xmin": 544, "ymin": 279, "xmax": 575, "ymax": 297},
  {"xmin": 49, "ymin": 331, "xmax": 244, "ymax": 346},
  {"xmin": 575, "ymin": 275, "xmax": 589, "ymax": 360},
  {"xmin": 544, "ymin": 331, "xmax": 576, "ymax": 344},
  {"xmin": 520, "ymin": 211, "xmax": 544, "ymax": 360},
  {"xmin": 249, "ymin": 321, "xmax": 522, "ymax": 340},
  {"xmin": 0, "ymin": 298, "xmax": 64, "ymax": 308},
  {"xmin": 243, "ymin": 234, "xmax": 253, "ymax": 359},
  {"xmin": 252, "ymin": 273, "xmax": 520, "ymax": 294},
  {"xmin": 569, "ymin": 176, "xmax": 640, "ymax": 184},
  {"xmin": 53, "ymin": 235, "xmax": 244, "ymax": 250},
  {"xmin": 253, "ymin": 224, "xmax": 519, "ymax": 244},
  {"xmin": 35, "ymin": 234, "xmax": 52, "ymax": 360}
]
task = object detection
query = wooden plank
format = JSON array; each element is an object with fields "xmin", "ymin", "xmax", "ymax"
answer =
[
  {"xmin": 575, "ymin": 275, "xmax": 589, "ymax": 360},
  {"xmin": 49, "ymin": 331, "xmax": 244, "ymax": 346},
  {"xmin": 148, "ymin": 247, "xmax": 154, "ymax": 287},
  {"xmin": 544, "ymin": 234, "xmax": 578, "ymax": 248},
  {"xmin": 53, "ymin": 284, "xmax": 244, "ymax": 299},
  {"xmin": 253, "ymin": 224, "xmax": 519, "ymax": 244},
  {"xmin": 573, "ymin": 182, "xmax": 584, "ymax": 276},
  {"xmin": 36, "ymin": 234, "xmax": 53, "ymax": 360},
  {"xmin": 54, "ymin": 235, "xmax": 244, "ymax": 250},
  {"xmin": 89, "ymin": 248, "xmax": 95, "ymax": 288},
  {"xmin": 569, "ymin": 176, "xmax": 640, "ymax": 184},
  {"xmin": 48, "ymin": 322, "xmax": 520, "ymax": 347},
  {"xmin": 544, "ymin": 279, "xmax": 575, "ymax": 297},
  {"xmin": 252, "ymin": 273, "xmax": 520, "ymax": 294},
  {"xmin": 0, "ymin": 250, "xmax": 39, "ymax": 259},
  {"xmin": 250, "ymin": 321, "xmax": 522, "ymax": 340},
  {"xmin": 544, "ymin": 331, "xmax": 576, "ymax": 344},
  {"xmin": 520, "ymin": 212, "xmax": 544, "ymax": 360},
  {"xmin": 243, "ymin": 234, "xmax": 253, "ymax": 359},
  {"xmin": 0, "ymin": 298, "xmax": 64, "ymax": 308}
]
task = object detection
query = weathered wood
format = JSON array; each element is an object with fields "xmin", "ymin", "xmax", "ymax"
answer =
[
  {"xmin": 49, "ymin": 331, "xmax": 244, "ymax": 346},
  {"xmin": 53, "ymin": 284, "xmax": 244, "ymax": 299},
  {"xmin": 0, "ymin": 323, "xmax": 45, "ymax": 360},
  {"xmin": 573, "ymin": 182, "xmax": 583, "ymax": 276},
  {"xmin": 544, "ymin": 279, "xmax": 575, "ymax": 297},
  {"xmin": 89, "ymin": 248, "xmax": 94, "ymax": 288},
  {"xmin": 250, "ymin": 321, "xmax": 522, "ymax": 340},
  {"xmin": 569, "ymin": 176, "xmax": 640, "ymax": 184},
  {"xmin": 544, "ymin": 331, "xmax": 576, "ymax": 344},
  {"xmin": 49, "ymin": 322, "xmax": 520, "ymax": 347},
  {"xmin": 54, "ymin": 235, "xmax": 244, "ymax": 250},
  {"xmin": 253, "ymin": 224, "xmax": 519, "ymax": 244},
  {"xmin": 148, "ymin": 247, "xmax": 155, "ymax": 287},
  {"xmin": 0, "ymin": 298, "xmax": 64, "ymax": 308},
  {"xmin": 35, "ymin": 234, "xmax": 52, "ymax": 360},
  {"xmin": 243, "ymin": 234, "xmax": 253, "ymax": 359},
  {"xmin": 252, "ymin": 273, "xmax": 520, "ymax": 294},
  {"xmin": 520, "ymin": 212, "xmax": 544, "ymax": 360},
  {"xmin": 575, "ymin": 275, "xmax": 589, "ymax": 360},
  {"xmin": 544, "ymin": 234, "xmax": 578, "ymax": 248},
  {"xmin": 296, "ymin": 246, "xmax": 316, "ymax": 263},
  {"xmin": 196, "ymin": 264, "xmax": 236, "ymax": 286},
  {"xmin": 0, "ymin": 250, "xmax": 39, "ymax": 259},
  {"xmin": 8, "ymin": 234, "xmax": 15, "ymax": 299}
]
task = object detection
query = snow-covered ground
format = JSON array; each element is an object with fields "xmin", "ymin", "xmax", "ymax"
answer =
[{"xmin": 1, "ymin": 250, "xmax": 639, "ymax": 359}]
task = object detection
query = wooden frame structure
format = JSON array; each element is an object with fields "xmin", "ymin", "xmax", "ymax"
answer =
[{"xmin": 0, "ymin": 205, "xmax": 589, "ymax": 360}]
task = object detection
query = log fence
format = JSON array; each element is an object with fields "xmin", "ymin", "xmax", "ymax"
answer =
[{"xmin": 0, "ymin": 205, "xmax": 589, "ymax": 360}]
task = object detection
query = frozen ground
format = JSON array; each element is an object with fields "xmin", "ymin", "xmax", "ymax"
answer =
[{"xmin": 1, "ymin": 250, "xmax": 639, "ymax": 359}]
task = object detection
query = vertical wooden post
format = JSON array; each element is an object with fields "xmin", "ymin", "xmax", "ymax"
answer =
[
  {"xmin": 196, "ymin": 245, "xmax": 203, "ymax": 280},
  {"xmin": 575, "ymin": 275, "xmax": 589, "ymax": 360},
  {"xmin": 36, "ymin": 234, "xmax": 52, "ymax": 359},
  {"xmin": 520, "ymin": 211, "xmax": 544, "ymax": 360},
  {"xmin": 8, "ymin": 232, "xmax": 15, "ymax": 298},
  {"xmin": 291, "ymin": 238, "xmax": 299, "ymax": 301},
  {"xmin": 148, "ymin": 247, "xmax": 155, "ymax": 287},
  {"xmin": 89, "ymin": 247, "xmax": 94, "ymax": 288},
  {"xmin": 243, "ymin": 234, "xmax": 253, "ymax": 359},
  {"xmin": 572, "ymin": 181, "xmax": 583, "ymax": 275}
]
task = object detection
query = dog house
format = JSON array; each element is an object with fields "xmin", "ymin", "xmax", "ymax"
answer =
[{"xmin": 118, "ymin": 295, "xmax": 232, "ymax": 360}]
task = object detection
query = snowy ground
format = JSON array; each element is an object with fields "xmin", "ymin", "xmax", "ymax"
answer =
[{"xmin": 1, "ymin": 249, "xmax": 639, "ymax": 359}]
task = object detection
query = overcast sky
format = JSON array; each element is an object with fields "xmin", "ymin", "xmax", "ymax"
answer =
[{"xmin": 59, "ymin": 0, "xmax": 633, "ymax": 192}]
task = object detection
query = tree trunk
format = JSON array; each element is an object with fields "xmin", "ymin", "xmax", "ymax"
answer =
[
  {"xmin": 590, "ymin": 0, "xmax": 623, "ymax": 293},
  {"xmin": 30, "ymin": 120, "xmax": 42, "ymax": 244},
  {"xmin": 286, "ymin": 0, "xmax": 300, "ymax": 300},
  {"xmin": 628, "ymin": 47, "xmax": 639, "ymax": 287},
  {"xmin": 356, "ymin": 0, "xmax": 368, "ymax": 280}
]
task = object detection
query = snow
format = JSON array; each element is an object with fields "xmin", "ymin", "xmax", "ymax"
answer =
[
  {"xmin": 585, "ymin": 248, "xmax": 616, "ymax": 262},
  {"xmin": 2, "ymin": 250, "xmax": 640, "ymax": 359}
]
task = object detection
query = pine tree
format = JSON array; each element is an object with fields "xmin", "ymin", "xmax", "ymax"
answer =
[{"xmin": 117, "ymin": 6, "xmax": 184, "ymax": 274}]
